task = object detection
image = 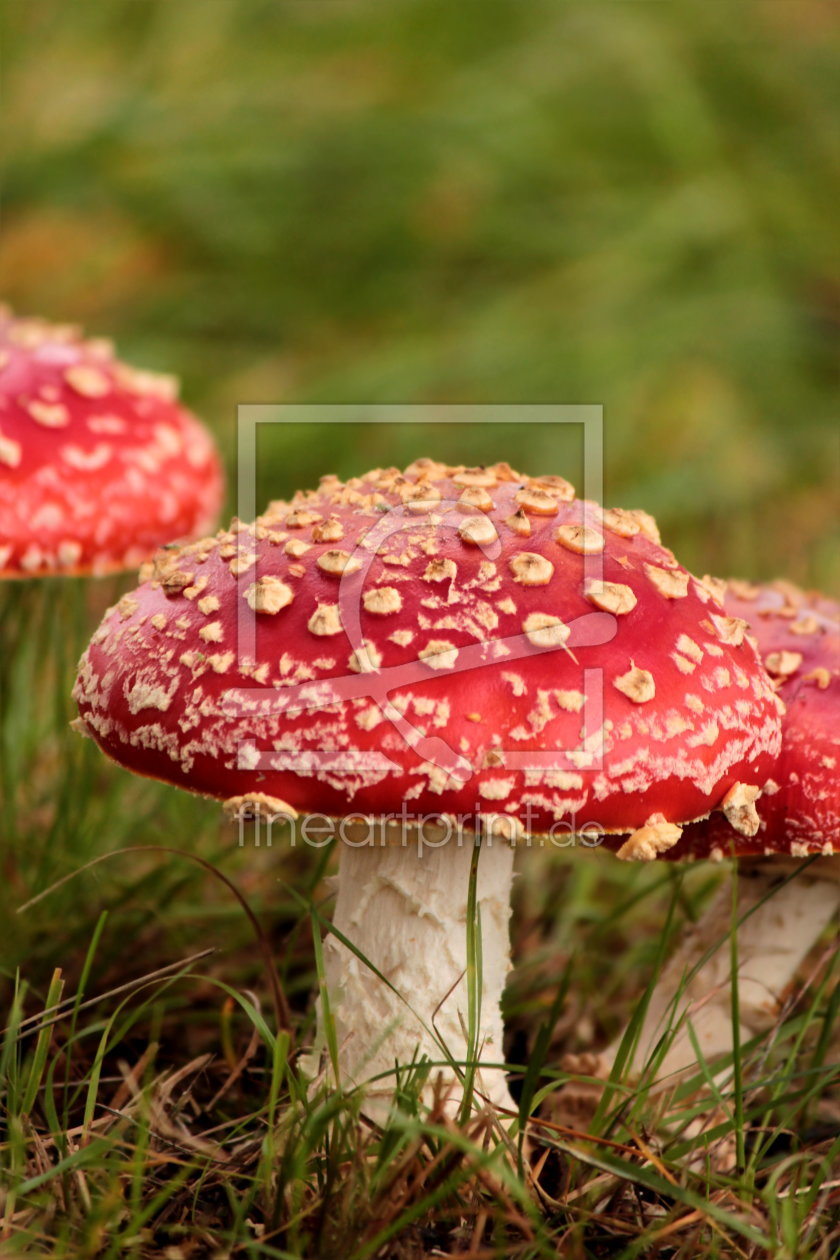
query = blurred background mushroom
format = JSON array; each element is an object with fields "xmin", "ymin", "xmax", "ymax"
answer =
[
  {"xmin": 0, "ymin": 308, "xmax": 223, "ymax": 876},
  {"xmin": 0, "ymin": 308, "xmax": 223, "ymax": 579}
]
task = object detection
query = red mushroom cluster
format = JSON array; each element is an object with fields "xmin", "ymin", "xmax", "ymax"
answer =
[
  {"xmin": 74, "ymin": 460, "xmax": 793, "ymax": 1117},
  {"xmin": 0, "ymin": 309, "xmax": 224, "ymax": 577}
]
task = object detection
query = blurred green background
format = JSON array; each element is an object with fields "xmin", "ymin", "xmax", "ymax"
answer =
[{"xmin": 3, "ymin": 0, "xmax": 838, "ymax": 588}]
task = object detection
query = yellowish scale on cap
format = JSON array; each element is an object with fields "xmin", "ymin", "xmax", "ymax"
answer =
[
  {"xmin": 183, "ymin": 576, "xmax": 209, "ymax": 599},
  {"xmin": 87, "ymin": 414, "xmax": 126, "ymax": 434},
  {"xmin": 0, "ymin": 429, "xmax": 23, "ymax": 468},
  {"xmin": 396, "ymin": 482, "xmax": 442, "ymax": 513},
  {"xmin": 114, "ymin": 364, "xmax": 178, "ymax": 400},
  {"xmin": 60, "ymin": 442, "xmax": 113, "ymax": 471},
  {"xmin": 245, "ymin": 576, "xmax": 294, "ymax": 614},
  {"xmin": 223, "ymin": 794, "xmax": 298, "ymax": 820},
  {"xmin": 458, "ymin": 486, "xmax": 494, "ymax": 512},
  {"xmin": 400, "ymin": 456, "xmax": 446, "ymax": 480},
  {"xmin": 626, "ymin": 509, "xmax": 661, "ymax": 544},
  {"xmin": 617, "ymin": 822, "xmax": 682, "ymax": 861},
  {"xmin": 676, "ymin": 633, "xmax": 703, "ymax": 662},
  {"xmin": 459, "ymin": 516, "xmax": 497, "ymax": 546},
  {"xmin": 721, "ymin": 783, "xmax": 761, "ymax": 837},
  {"xmin": 317, "ymin": 549, "xmax": 363, "ymax": 576},
  {"xmin": 711, "ymin": 614, "xmax": 749, "ymax": 646},
  {"xmin": 312, "ymin": 517, "xmax": 344, "ymax": 543},
  {"xmin": 363, "ymin": 586, "xmax": 403, "ymax": 615},
  {"xmin": 505, "ymin": 509, "xmax": 531, "ymax": 537},
  {"xmin": 452, "ymin": 467, "xmax": 498, "ymax": 488},
  {"xmin": 554, "ymin": 689, "xmax": 585, "ymax": 712},
  {"xmin": 698, "ymin": 574, "xmax": 728, "ymax": 605},
  {"xmin": 477, "ymin": 777, "xmax": 515, "ymax": 800},
  {"xmin": 230, "ymin": 552, "xmax": 259, "ymax": 577},
  {"xmin": 64, "ymin": 365, "xmax": 111, "ymax": 398},
  {"xmin": 117, "ymin": 595, "xmax": 139, "ymax": 621},
  {"xmin": 530, "ymin": 475, "xmax": 575, "ymax": 500},
  {"xmin": 260, "ymin": 499, "xmax": 289, "ymax": 524},
  {"xmin": 160, "ymin": 568, "xmax": 195, "ymax": 595},
  {"xmin": 509, "ymin": 552, "xmax": 554, "ymax": 586},
  {"xmin": 555, "ymin": 524, "xmax": 604, "ymax": 554},
  {"xmin": 284, "ymin": 538, "xmax": 311, "ymax": 558},
  {"xmin": 614, "ymin": 663, "xmax": 655, "ymax": 703},
  {"xmin": 57, "ymin": 540, "xmax": 82, "ymax": 567},
  {"xmin": 418, "ymin": 639, "xmax": 459, "ymax": 669},
  {"xmin": 286, "ymin": 508, "xmax": 322, "ymax": 528},
  {"xmin": 522, "ymin": 612, "xmax": 570, "ymax": 648},
  {"xmin": 645, "ymin": 564, "xmax": 689, "ymax": 599},
  {"xmin": 379, "ymin": 547, "xmax": 412, "ymax": 566},
  {"xmin": 348, "ymin": 640, "xmax": 383, "ymax": 673},
  {"xmin": 308, "ymin": 604, "xmax": 343, "ymax": 636},
  {"xmin": 199, "ymin": 621, "xmax": 224, "ymax": 643},
  {"xmin": 765, "ymin": 650, "xmax": 803, "ymax": 678},
  {"xmin": 515, "ymin": 488, "xmax": 559, "ymax": 516},
  {"xmin": 601, "ymin": 508, "xmax": 640, "ymax": 539},
  {"xmin": 28, "ymin": 400, "xmax": 70, "ymax": 428},
  {"xmin": 583, "ymin": 579, "xmax": 637, "ymax": 615},
  {"xmin": 424, "ymin": 558, "xmax": 457, "ymax": 582}
]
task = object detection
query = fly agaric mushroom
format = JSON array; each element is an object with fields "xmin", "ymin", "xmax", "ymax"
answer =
[
  {"xmin": 0, "ymin": 308, "xmax": 224, "ymax": 576},
  {"xmin": 562, "ymin": 579, "xmax": 838, "ymax": 1099},
  {"xmin": 73, "ymin": 461, "xmax": 783, "ymax": 1120}
]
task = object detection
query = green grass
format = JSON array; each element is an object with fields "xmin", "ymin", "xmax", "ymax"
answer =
[
  {"xmin": 2, "ymin": 850, "xmax": 838, "ymax": 1256},
  {"xmin": 2, "ymin": 0, "xmax": 839, "ymax": 1252},
  {"xmin": 1, "ymin": 592, "xmax": 837, "ymax": 1256}
]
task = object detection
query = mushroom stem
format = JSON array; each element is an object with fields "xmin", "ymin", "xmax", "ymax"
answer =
[
  {"xmin": 599, "ymin": 857, "xmax": 840, "ymax": 1084},
  {"xmin": 317, "ymin": 826, "xmax": 516, "ymax": 1122}
]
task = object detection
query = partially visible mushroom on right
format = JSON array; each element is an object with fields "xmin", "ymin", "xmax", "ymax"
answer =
[{"xmin": 561, "ymin": 578, "xmax": 839, "ymax": 1104}]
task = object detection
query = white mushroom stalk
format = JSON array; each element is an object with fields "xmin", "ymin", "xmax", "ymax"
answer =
[
  {"xmin": 590, "ymin": 858, "xmax": 839, "ymax": 1087},
  {"xmin": 315, "ymin": 825, "xmax": 516, "ymax": 1123}
]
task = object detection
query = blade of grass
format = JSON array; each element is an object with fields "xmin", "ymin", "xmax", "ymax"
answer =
[{"xmin": 20, "ymin": 968, "xmax": 64, "ymax": 1117}]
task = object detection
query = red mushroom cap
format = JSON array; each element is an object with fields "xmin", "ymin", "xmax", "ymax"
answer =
[
  {"xmin": 0, "ymin": 309, "xmax": 224, "ymax": 576},
  {"xmin": 678, "ymin": 580, "xmax": 839, "ymax": 858},
  {"xmin": 74, "ymin": 461, "xmax": 782, "ymax": 843}
]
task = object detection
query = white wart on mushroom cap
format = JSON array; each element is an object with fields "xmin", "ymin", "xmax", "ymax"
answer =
[
  {"xmin": 680, "ymin": 579, "xmax": 839, "ymax": 858},
  {"xmin": 0, "ymin": 309, "xmax": 224, "ymax": 577},
  {"xmin": 74, "ymin": 460, "xmax": 782, "ymax": 839}
]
